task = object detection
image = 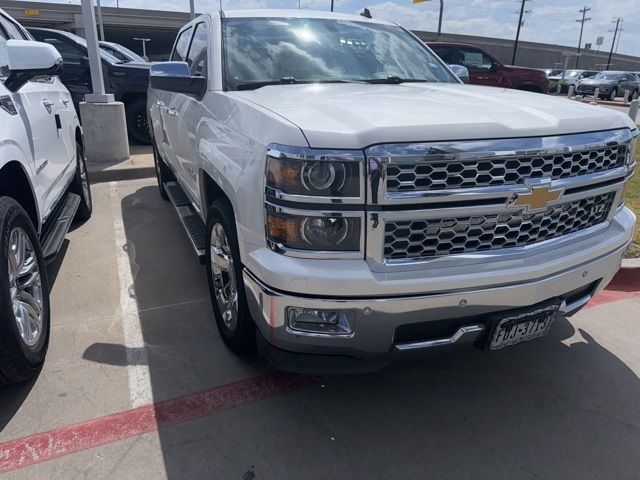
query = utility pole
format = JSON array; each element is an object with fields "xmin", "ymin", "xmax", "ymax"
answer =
[
  {"xmin": 511, "ymin": 0, "xmax": 531, "ymax": 65},
  {"xmin": 96, "ymin": 0, "xmax": 104, "ymax": 41},
  {"xmin": 614, "ymin": 19, "xmax": 623, "ymax": 53},
  {"xmin": 437, "ymin": 0, "xmax": 443, "ymax": 38},
  {"xmin": 330, "ymin": 0, "xmax": 334, "ymax": 12},
  {"xmin": 607, "ymin": 17, "xmax": 621, "ymax": 69},
  {"xmin": 574, "ymin": 6, "xmax": 591, "ymax": 69}
]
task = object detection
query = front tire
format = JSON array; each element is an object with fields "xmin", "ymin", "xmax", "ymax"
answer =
[
  {"xmin": 0, "ymin": 197, "xmax": 50, "ymax": 384},
  {"xmin": 70, "ymin": 141, "xmax": 92, "ymax": 222},
  {"xmin": 126, "ymin": 98, "xmax": 152, "ymax": 145},
  {"xmin": 205, "ymin": 200, "xmax": 255, "ymax": 352}
]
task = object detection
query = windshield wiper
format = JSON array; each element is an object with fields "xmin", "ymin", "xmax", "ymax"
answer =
[
  {"xmin": 236, "ymin": 77, "xmax": 368, "ymax": 90},
  {"xmin": 363, "ymin": 76, "xmax": 432, "ymax": 84}
]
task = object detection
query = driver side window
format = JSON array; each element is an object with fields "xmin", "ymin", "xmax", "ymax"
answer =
[
  {"xmin": 0, "ymin": 29, "xmax": 8, "ymax": 78},
  {"xmin": 457, "ymin": 48, "xmax": 494, "ymax": 70},
  {"xmin": 171, "ymin": 26, "xmax": 193, "ymax": 62}
]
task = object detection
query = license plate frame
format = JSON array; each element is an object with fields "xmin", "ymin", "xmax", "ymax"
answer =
[{"xmin": 488, "ymin": 304, "xmax": 560, "ymax": 350}]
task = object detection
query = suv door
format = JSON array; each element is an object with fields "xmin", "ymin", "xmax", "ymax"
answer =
[
  {"xmin": 0, "ymin": 17, "xmax": 71, "ymax": 217},
  {"xmin": 455, "ymin": 46, "xmax": 502, "ymax": 87},
  {"xmin": 29, "ymin": 30, "xmax": 91, "ymax": 107},
  {"xmin": 157, "ymin": 25, "xmax": 193, "ymax": 189},
  {"xmin": 171, "ymin": 21, "xmax": 209, "ymax": 203}
]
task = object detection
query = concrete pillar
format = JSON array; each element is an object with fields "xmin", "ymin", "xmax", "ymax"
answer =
[
  {"xmin": 629, "ymin": 100, "xmax": 639, "ymax": 122},
  {"xmin": 79, "ymin": 0, "xmax": 130, "ymax": 163},
  {"xmin": 594, "ymin": 88, "xmax": 600, "ymax": 100},
  {"xmin": 623, "ymin": 90, "xmax": 630, "ymax": 103},
  {"xmin": 80, "ymin": 102, "xmax": 130, "ymax": 163},
  {"xmin": 568, "ymin": 85, "xmax": 575, "ymax": 98}
]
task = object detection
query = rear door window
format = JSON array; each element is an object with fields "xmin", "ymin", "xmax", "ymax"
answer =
[
  {"xmin": 171, "ymin": 26, "xmax": 193, "ymax": 62},
  {"xmin": 457, "ymin": 47, "xmax": 494, "ymax": 70}
]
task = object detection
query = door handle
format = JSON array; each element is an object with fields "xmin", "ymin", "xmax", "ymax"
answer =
[
  {"xmin": 42, "ymin": 99, "xmax": 54, "ymax": 108},
  {"xmin": 155, "ymin": 100, "xmax": 165, "ymax": 107},
  {"xmin": 61, "ymin": 99, "xmax": 70, "ymax": 106},
  {"xmin": 167, "ymin": 108, "xmax": 178, "ymax": 116}
]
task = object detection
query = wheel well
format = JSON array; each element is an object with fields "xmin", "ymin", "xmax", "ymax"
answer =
[
  {"xmin": 201, "ymin": 172, "xmax": 233, "ymax": 221},
  {"xmin": 0, "ymin": 162, "xmax": 39, "ymax": 228},
  {"xmin": 75, "ymin": 127, "xmax": 82, "ymax": 149},
  {"xmin": 514, "ymin": 85, "xmax": 543, "ymax": 93}
]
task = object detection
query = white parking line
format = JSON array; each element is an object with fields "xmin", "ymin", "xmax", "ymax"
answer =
[{"xmin": 109, "ymin": 181, "xmax": 153, "ymax": 408}]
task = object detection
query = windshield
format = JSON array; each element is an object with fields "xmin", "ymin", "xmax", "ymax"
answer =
[
  {"xmin": 593, "ymin": 72, "xmax": 622, "ymax": 81},
  {"xmin": 548, "ymin": 69, "xmax": 563, "ymax": 77},
  {"xmin": 222, "ymin": 17, "xmax": 455, "ymax": 91},
  {"xmin": 564, "ymin": 70, "xmax": 581, "ymax": 78}
]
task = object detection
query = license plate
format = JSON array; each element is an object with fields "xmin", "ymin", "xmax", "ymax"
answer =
[{"xmin": 489, "ymin": 305, "xmax": 559, "ymax": 350}]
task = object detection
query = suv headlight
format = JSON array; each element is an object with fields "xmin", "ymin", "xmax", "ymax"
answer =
[
  {"xmin": 266, "ymin": 144, "xmax": 364, "ymax": 202},
  {"xmin": 264, "ymin": 145, "xmax": 365, "ymax": 258},
  {"xmin": 266, "ymin": 209, "xmax": 361, "ymax": 252}
]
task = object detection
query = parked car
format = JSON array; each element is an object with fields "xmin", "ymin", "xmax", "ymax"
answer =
[
  {"xmin": 549, "ymin": 69, "xmax": 598, "ymax": 93},
  {"xmin": 148, "ymin": 10, "xmax": 636, "ymax": 373},
  {"xmin": 99, "ymin": 40, "xmax": 147, "ymax": 63},
  {"xmin": 576, "ymin": 71, "xmax": 640, "ymax": 101},
  {"xmin": 427, "ymin": 42, "xmax": 549, "ymax": 93},
  {"xmin": 28, "ymin": 28, "xmax": 152, "ymax": 144},
  {"xmin": 0, "ymin": 10, "xmax": 92, "ymax": 383}
]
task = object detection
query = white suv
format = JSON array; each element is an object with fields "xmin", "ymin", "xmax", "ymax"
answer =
[
  {"xmin": 0, "ymin": 9, "xmax": 92, "ymax": 384},
  {"xmin": 148, "ymin": 10, "xmax": 636, "ymax": 373}
]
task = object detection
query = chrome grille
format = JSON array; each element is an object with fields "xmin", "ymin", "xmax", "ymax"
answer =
[
  {"xmin": 386, "ymin": 146, "xmax": 627, "ymax": 192},
  {"xmin": 384, "ymin": 193, "xmax": 615, "ymax": 261}
]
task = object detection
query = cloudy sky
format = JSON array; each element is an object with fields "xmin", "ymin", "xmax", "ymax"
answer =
[{"xmin": 29, "ymin": 0, "xmax": 640, "ymax": 57}]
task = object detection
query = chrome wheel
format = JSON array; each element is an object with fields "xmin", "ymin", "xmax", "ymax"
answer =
[
  {"xmin": 7, "ymin": 227, "xmax": 43, "ymax": 348},
  {"xmin": 210, "ymin": 223, "xmax": 238, "ymax": 331},
  {"xmin": 78, "ymin": 151, "xmax": 91, "ymax": 210}
]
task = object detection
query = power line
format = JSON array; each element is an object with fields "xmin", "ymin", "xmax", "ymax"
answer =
[
  {"xmin": 574, "ymin": 6, "xmax": 591, "ymax": 69},
  {"xmin": 607, "ymin": 17, "xmax": 622, "ymax": 69},
  {"xmin": 511, "ymin": 0, "xmax": 532, "ymax": 65}
]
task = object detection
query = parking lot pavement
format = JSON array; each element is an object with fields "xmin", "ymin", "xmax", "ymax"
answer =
[{"xmin": 0, "ymin": 176, "xmax": 639, "ymax": 479}]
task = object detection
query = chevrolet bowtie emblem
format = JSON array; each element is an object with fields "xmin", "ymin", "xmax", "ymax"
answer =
[{"xmin": 508, "ymin": 184, "xmax": 564, "ymax": 212}]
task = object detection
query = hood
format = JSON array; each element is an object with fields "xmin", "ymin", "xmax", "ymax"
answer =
[
  {"xmin": 580, "ymin": 78, "xmax": 615, "ymax": 85},
  {"xmin": 230, "ymin": 83, "xmax": 634, "ymax": 149}
]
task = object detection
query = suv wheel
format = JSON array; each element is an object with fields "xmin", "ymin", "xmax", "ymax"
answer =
[
  {"xmin": 70, "ymin": 141, "xmax": 92, "ymax": 221},
  {"xmin": 0, "ymin": 197, "xmax": 50, "ymax": 384},
  {"xmin": 205, "ymin": 200, "xmax": 255, "ymax": 352},
  {"xmin": 153, "ymin": 144, "xmax": 172, "ymax": 201},
  {"xmin": 126, "ymin": 98, "xmax": 152, "ymax": 145}
]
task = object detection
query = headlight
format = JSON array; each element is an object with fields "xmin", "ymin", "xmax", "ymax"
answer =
[
  {"xmin": 266, "ymin": 145, "xmax": 364, "ymax": 202},
  {"xmin": 266, "ymin": 209, "xmax": 361, "ymax": 253}
]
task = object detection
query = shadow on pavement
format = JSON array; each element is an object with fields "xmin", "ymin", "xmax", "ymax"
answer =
[{"xmin": 82, "ymin": 183, "xmax": 640, "ymax": 479}]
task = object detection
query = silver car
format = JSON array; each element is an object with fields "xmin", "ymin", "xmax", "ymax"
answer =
[{"xmin": 576, "ymin": 71, "xmax": 640, "ymax": 100}]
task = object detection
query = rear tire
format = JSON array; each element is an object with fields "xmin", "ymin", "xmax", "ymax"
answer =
[
  {"xmin": 69, "ymin": 141, "xmax": 92, "ymax": 222},
  {"xmin": 205, "ymin": 200, "xmax": 255, "ymax": 353},
  {"xmin": 126, "ymin": 97, "xmax": 151, "ymax": 145},
  {"xmin": 153, "ymin": 143, "xmax": 172, "ymax": 201},
  {"xmin": 0, "ymin": 197, "xmax": 50, "ymax": 384}
]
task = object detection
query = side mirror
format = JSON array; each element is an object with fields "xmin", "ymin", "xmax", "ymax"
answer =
[
  {"xmin": 449, "ymin": 64, "xmax": 470, "ymax": 84},
  {"xmin": 5, "ymin": 40, "xmax": 63, "ymax": 92},
  {"xmin": 150, "ymin": 61, "xmax": 206, "ymax": 99}
]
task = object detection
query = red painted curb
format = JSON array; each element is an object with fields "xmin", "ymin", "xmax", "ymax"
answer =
[{"xmin": 0, "ymin": 371, "xmax": 313, "ymax": 474}]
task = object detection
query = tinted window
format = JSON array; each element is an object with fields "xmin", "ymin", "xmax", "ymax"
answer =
[
  {"xmin": 222, "ymin": 18, "xmax": 454, "ymax": 91},
  {"xmin": 102, "ymin": 45, "xmax": 127, "ymax": 62},
  {"xmin": 30, "ymin": 32, "xmax": 85, "ymax": 65},
  {"xmin": 171, "ymin": 26, "xmax": 193, "ymax": 62},
  {"xmin": 431, "ymin": 47, "xmax": 452, "ymax": 64},
  {"xmin": 187, "ymin": 22, "xmax": 208, "ymax": 77},
  {"xmin": 0, "ymin": 29, "xmax": 8, "ymax": 79}
]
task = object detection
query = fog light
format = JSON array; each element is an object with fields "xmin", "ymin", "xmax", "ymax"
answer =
[{"xmin": 287, "ymin": 307, "xmax": 354, "ymax": 336}]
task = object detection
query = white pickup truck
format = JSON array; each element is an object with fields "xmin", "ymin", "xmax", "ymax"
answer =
[
  {"xmin": 148, "ymin": 10, "xmax": 637, "ymax": 373},
  {"xmin": 0, "ymin": 9, "xmax": 92, "ymax": 383}
]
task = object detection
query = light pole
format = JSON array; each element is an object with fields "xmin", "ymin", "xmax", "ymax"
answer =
[
  {"xmin": 96, "ymin": 0, "xmax": 105, "ymax": 41},
  {"xmin": 133, "ymin": 37, "xmax": 150, "ymax": 61}
]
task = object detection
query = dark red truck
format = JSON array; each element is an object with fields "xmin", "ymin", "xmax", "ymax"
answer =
[{"xmin": 427, "ymin": 42, "xmax": 549, "ymax": 94}]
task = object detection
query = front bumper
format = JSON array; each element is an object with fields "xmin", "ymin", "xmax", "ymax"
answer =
[{"xmin": 244, "ymin": 234, "xmax": 630, "ymax": 367}]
